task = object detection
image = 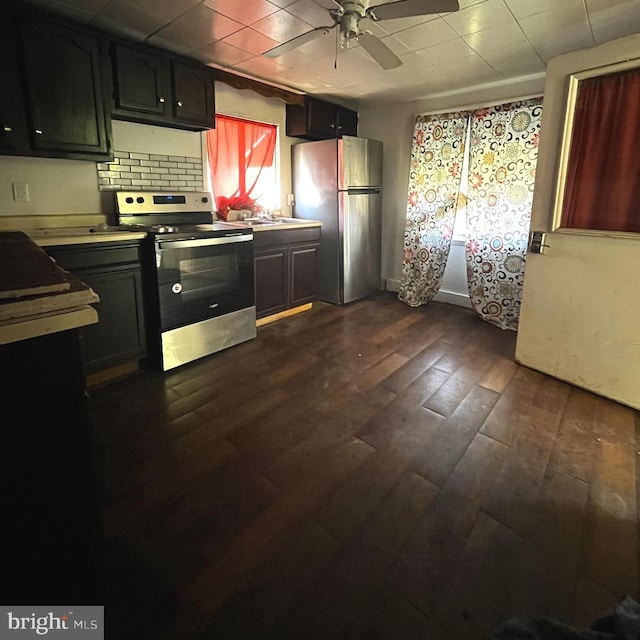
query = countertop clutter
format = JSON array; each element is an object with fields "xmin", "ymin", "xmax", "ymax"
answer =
[{"xmin": 0, "ymin": 231, "xmax": 99, "ymax": 345}]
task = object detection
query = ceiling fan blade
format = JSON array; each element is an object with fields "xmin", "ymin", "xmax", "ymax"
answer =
[
  {"xmin": 369, "ymin": 0, "xmax": 459, "ymax": 20},
  {"xmin": 263, "ymin": 24, "xmax": 337, "ymax": 58},
  {"xmin": 358, "ymin": 32, "xmax": 402, "ymax": 70}
]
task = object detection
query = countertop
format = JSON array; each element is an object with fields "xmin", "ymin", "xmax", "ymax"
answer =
[
  {"xmin": 27, "ymin": 226, "xmax": 147, "ymax": 247},
  {"xmin": 25, "ymin": 218, "xmax": 322, "ymax": 246},
  {"xmin": 0, "ymin": 231, "xmax": 99, "ymax": 345},
  {"xmin": 231, "ymin": 217, "xmax": 322, "ymax": 232}
]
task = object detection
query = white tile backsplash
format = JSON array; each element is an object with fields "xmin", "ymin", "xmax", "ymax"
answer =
[{"xmin": 97, "ymin": 150, "xmax": 204, "ymax": 192}]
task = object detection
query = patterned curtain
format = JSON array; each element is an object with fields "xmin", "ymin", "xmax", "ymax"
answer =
[
  {"xmin": 465, "ymin": 98, "xmax": 543, "ymax": 330},
  {"xmin": 399, "ymin": 112, "xmax": 469, "ymax": 307}
]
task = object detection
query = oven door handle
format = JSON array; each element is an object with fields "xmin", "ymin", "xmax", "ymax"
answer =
[{"xmin": 156, "ymin": 234, "xmax": 253, "ymax": 249}]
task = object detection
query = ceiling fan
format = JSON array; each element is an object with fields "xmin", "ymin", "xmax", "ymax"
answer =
[{"xmin": 263, "ymin": 0, "xmax": 460, "ymax": 70}]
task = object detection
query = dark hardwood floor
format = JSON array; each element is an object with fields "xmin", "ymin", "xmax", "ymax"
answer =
[{"xmin": 88, "ymin": 292, "xmax": 639, "ymax": 639}]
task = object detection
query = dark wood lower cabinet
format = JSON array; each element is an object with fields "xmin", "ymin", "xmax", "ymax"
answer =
[
  {"xmin": 254, "ymin": 227, "xmax": 321, "ymax": 319},
  {"xmin": 46, "ymin": 241, "xmax": 146, "ymax": 373},
  {"xmin": 255, "ymin": 247, "xmax": 288, "ymax": 317}
]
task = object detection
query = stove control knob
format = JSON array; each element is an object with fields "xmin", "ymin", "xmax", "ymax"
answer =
[
  {"xmin": 137, "ymin": 197, "xmax": 145, "ymax": 203},
  {"xmin": 125, "ymin": 196, "xmax": 134, "ymax": 204},
  {"xmin": 201, "ymin": 196, "xmax": 209, "ymax": 203}
]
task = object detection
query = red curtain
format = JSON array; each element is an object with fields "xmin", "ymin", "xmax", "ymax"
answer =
[
  {"xmin": 561, "ymin": 68, "xmax": 640, "ymax": 233},
  {"xmin": 206, "ymin": 115, "xmax": 276, "ymax": 219}
]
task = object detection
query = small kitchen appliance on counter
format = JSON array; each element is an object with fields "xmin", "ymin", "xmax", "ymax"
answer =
[{"xmin": 115, "ymin": 191, "xmax": 256, "ymax": 371}]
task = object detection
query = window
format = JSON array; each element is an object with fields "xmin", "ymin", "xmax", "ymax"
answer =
[
  {"xmin": 557, "ymin": 65, "xmax": 640, "ymax": 234},
  {"xmin": 205, "ymin": 115, "xmax": 278, "ymax": 219}
]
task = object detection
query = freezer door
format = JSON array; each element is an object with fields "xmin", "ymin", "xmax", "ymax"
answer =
[
  {"xmin": 338, "ymin": 136, "xmax": 383, "ymax": 189},
  {"xmin": 340, "ymin": 189, "xmax": 382, "ymax": 303}
]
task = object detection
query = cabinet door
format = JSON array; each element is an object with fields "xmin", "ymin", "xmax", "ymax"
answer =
[
  {"xmin": 20, "ymin": 17, "xmax": 112, "ymax": 158},
  {"xmin": 307, "ymin": 97, "xmax": 338, "ymax": 138},
  {"xmin": 79, "ymin": 266, "xmax": 146, "ymax": 373},
  {"xmin": 112, "ymin": 42, "xmax": 171, "ymax": 119},
  {"xmin": 336, "ymin": 106, "xmax": 358, "ymax": 137},
  {"xmin": 0, "ymin": 19, "xmax": 28, "ymax": 153},
  {"xmin": 255, "ymin": 248, "xmax": 288, "ymax": 318},
  {"xmin": 171, "ymin": 60, "xmax": 216, "ymax": 129},
  {"xmin": 289, "ymin": 243, "xmax": 319, "ymax": 307}
]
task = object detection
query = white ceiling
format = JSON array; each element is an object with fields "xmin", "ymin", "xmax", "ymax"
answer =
[{"xmin": 21, "ymin": 0, "xmax": 640, "ymax": 107}]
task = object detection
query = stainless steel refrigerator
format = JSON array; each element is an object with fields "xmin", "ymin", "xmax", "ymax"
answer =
[{"xmin": 292, "ymin": 135, "xmax": 383, "ymax": 305}]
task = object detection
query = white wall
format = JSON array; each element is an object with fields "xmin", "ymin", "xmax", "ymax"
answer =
[
  {"xmin": 0, "ymin": 82, "xmax": 294, "ymax": 223},
  {"xmin": 516, "ymin": 34, "xmax": 640, "ymax": 410},
  {"xmin": 357, "ymin": 74, "xmax": 546, "ymax": 305}
]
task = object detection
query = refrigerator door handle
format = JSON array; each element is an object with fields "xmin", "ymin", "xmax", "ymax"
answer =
[{"xmin": 346, "ymin": 187, "xmax": 381, "ymax": 195}]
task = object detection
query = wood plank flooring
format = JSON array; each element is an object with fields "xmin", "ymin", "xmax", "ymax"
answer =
[{"xmin": 88, "ymin": 292, "xmax": 639, "ymax": 639}]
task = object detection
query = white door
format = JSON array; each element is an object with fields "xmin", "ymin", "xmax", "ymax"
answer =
[{"xmin": 516, "ymin": 34, "xmax": 640, "ymax": 411}]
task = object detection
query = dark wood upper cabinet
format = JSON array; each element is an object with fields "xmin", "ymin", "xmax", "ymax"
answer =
[
  {"xmin": 171, "ymin": 60, "xmax": 216, "ymax": 129},
  {"xmin": 18, "ymin": 13, "xmax": 112, "ymax": 159},
  {"xmin": 286, "ymin": 96, "xmax": 358, "ymax": 140},
  {"xmin": 0, "ymin": 18, "xmax": 29, "ymax": 153},
  {"xmin": 110, "ymin": 41, "xmax": 216, "ymax": 131},
  {"xmin": 111, "ymin": 42, "xmax": 171, "ymax": 119}
]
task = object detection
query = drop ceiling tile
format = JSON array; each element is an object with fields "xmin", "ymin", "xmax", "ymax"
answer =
[
  {"xmin": 394, "ymin": 18, "xmax": 459, "ymax": 50},
  {"xmin": 463, "ymin": 21, "xmax": 527, "ymax": 55},
  {"xmin": 585, "ymin": 0, "xmax": 637, "ymax": 12},
  {"xmin": 93, "ymin": 1, "xmax": 168, "ymax": 39},
  {"xmin": 457, "ymin": 0, "xmax": 490, "ymax": 8},
  {"xmin": 149, "ymin": 4, "xmax": 243, "ymax": 51},
  {"xmin": 195, "ymin": 40, "xmax": 254, "ymax": 66},
  {"xmin": 417, "ymin": 35, "xmax": 477, "ymax": 62},
  {"xmin": 265, "ymin": 48, "xmax": 314, "ymax": 68},
  {"xmin": 505, "ymin": 0, "xmax": 583, "ymax": 20},
  {"xmin": 444, "ymin": 0, "xmax": 515, "ymax": 36},
  {"xmin": 251, "ymin": 8, "xmax": 314, "ymax": 41},
  {"xmin": 375, "ymin": 14, "xmax": 439, "ymax": 35},
  {"xmin": 519, "ymin": 5, "xmax": 594, "ymax": 61},
  {"xmin": 587, "ymin": 1, "xmax": 640, "ymax": 44},
  {"xmin": 480, "ymin": 40, "xmax": 546, "ymax": 76},
  {"xmin": 233, "ymin": 55, "xmax": 287, "ymax": 78},
  {"xmin": 122, "ymin": 0, "xmax": 202, "ymax": 22},
  {"xmin": 284, "ymin": 0, "xmax": 337, "ymax": 28},
  {"xmin": 224, "ymin": 28, "xmax": 279, "ymax": 55},
  {"xmin": 268, "ymin": 0, "xmax": 298, "ymax": 7},
  {"xmin": 202, "ymin": 0, "xmax": 279, "ymax": 25}
]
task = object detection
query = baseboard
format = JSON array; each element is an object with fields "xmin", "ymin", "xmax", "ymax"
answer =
[
  {"xmin": 386, "ymin": 279, "xmax": 400, "ymax": 292},
  {"xmin": 385, "ymin": 279, "xmax": 471, "ymax": 309},
  {"xmin": 434, "ymin": 289, "xmax": 472, "ymax": 309}
]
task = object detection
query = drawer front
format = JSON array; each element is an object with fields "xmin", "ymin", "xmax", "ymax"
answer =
[{"xmin": 47, "ymin": 241, "xmax": 141, "ymax": 271}]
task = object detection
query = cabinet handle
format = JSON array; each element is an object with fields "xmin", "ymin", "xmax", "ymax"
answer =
[
  {"xmin": 177, "ymin": 101, "xmax": 183, "ymax": 108},
  {"xmin": 35, "ymin": 129, "xmax": 43, "ymax": 135},
  {"xmin": 330, "ymin": 123, "xmax": 335, "ymax": 129},
  {"xmin": 3, "ymin": 126, "xmax": 12, "ymax": 132},
  {"xmin": 337, "ymin": 125, "xmax": 343, "ymax": 130},
  {"xmin": 158, "ymin": 96, "xmax": 165, "ymax": 104}
]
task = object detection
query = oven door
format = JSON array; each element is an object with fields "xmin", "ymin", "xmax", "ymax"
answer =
[{"xmin": 154, "ymin": 233, "xmax": 254, "ymax": 332}]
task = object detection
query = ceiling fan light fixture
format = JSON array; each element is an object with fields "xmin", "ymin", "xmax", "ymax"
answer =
[{"xmin": 263, "ymin": 0, "xmax": 460, "ymax": 69}]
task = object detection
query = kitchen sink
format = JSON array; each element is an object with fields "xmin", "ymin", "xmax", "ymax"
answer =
[{"xmin": 242, "ymin": 218, "xmax": 279, "ymax": 225}]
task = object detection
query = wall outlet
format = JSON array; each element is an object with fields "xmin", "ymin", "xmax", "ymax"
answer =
[
  {"xmin": 12, "ymin": 182, "xmax": 29, "ymax": 203},
  {"xmin": 287, "ymin": 193, "xmax": 295, "ymax": 206}
]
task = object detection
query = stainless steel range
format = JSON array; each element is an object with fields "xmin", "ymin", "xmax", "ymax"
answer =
[{"xmin": 115, "ymin": 191, "xmax": 256, "ymax": 371}]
